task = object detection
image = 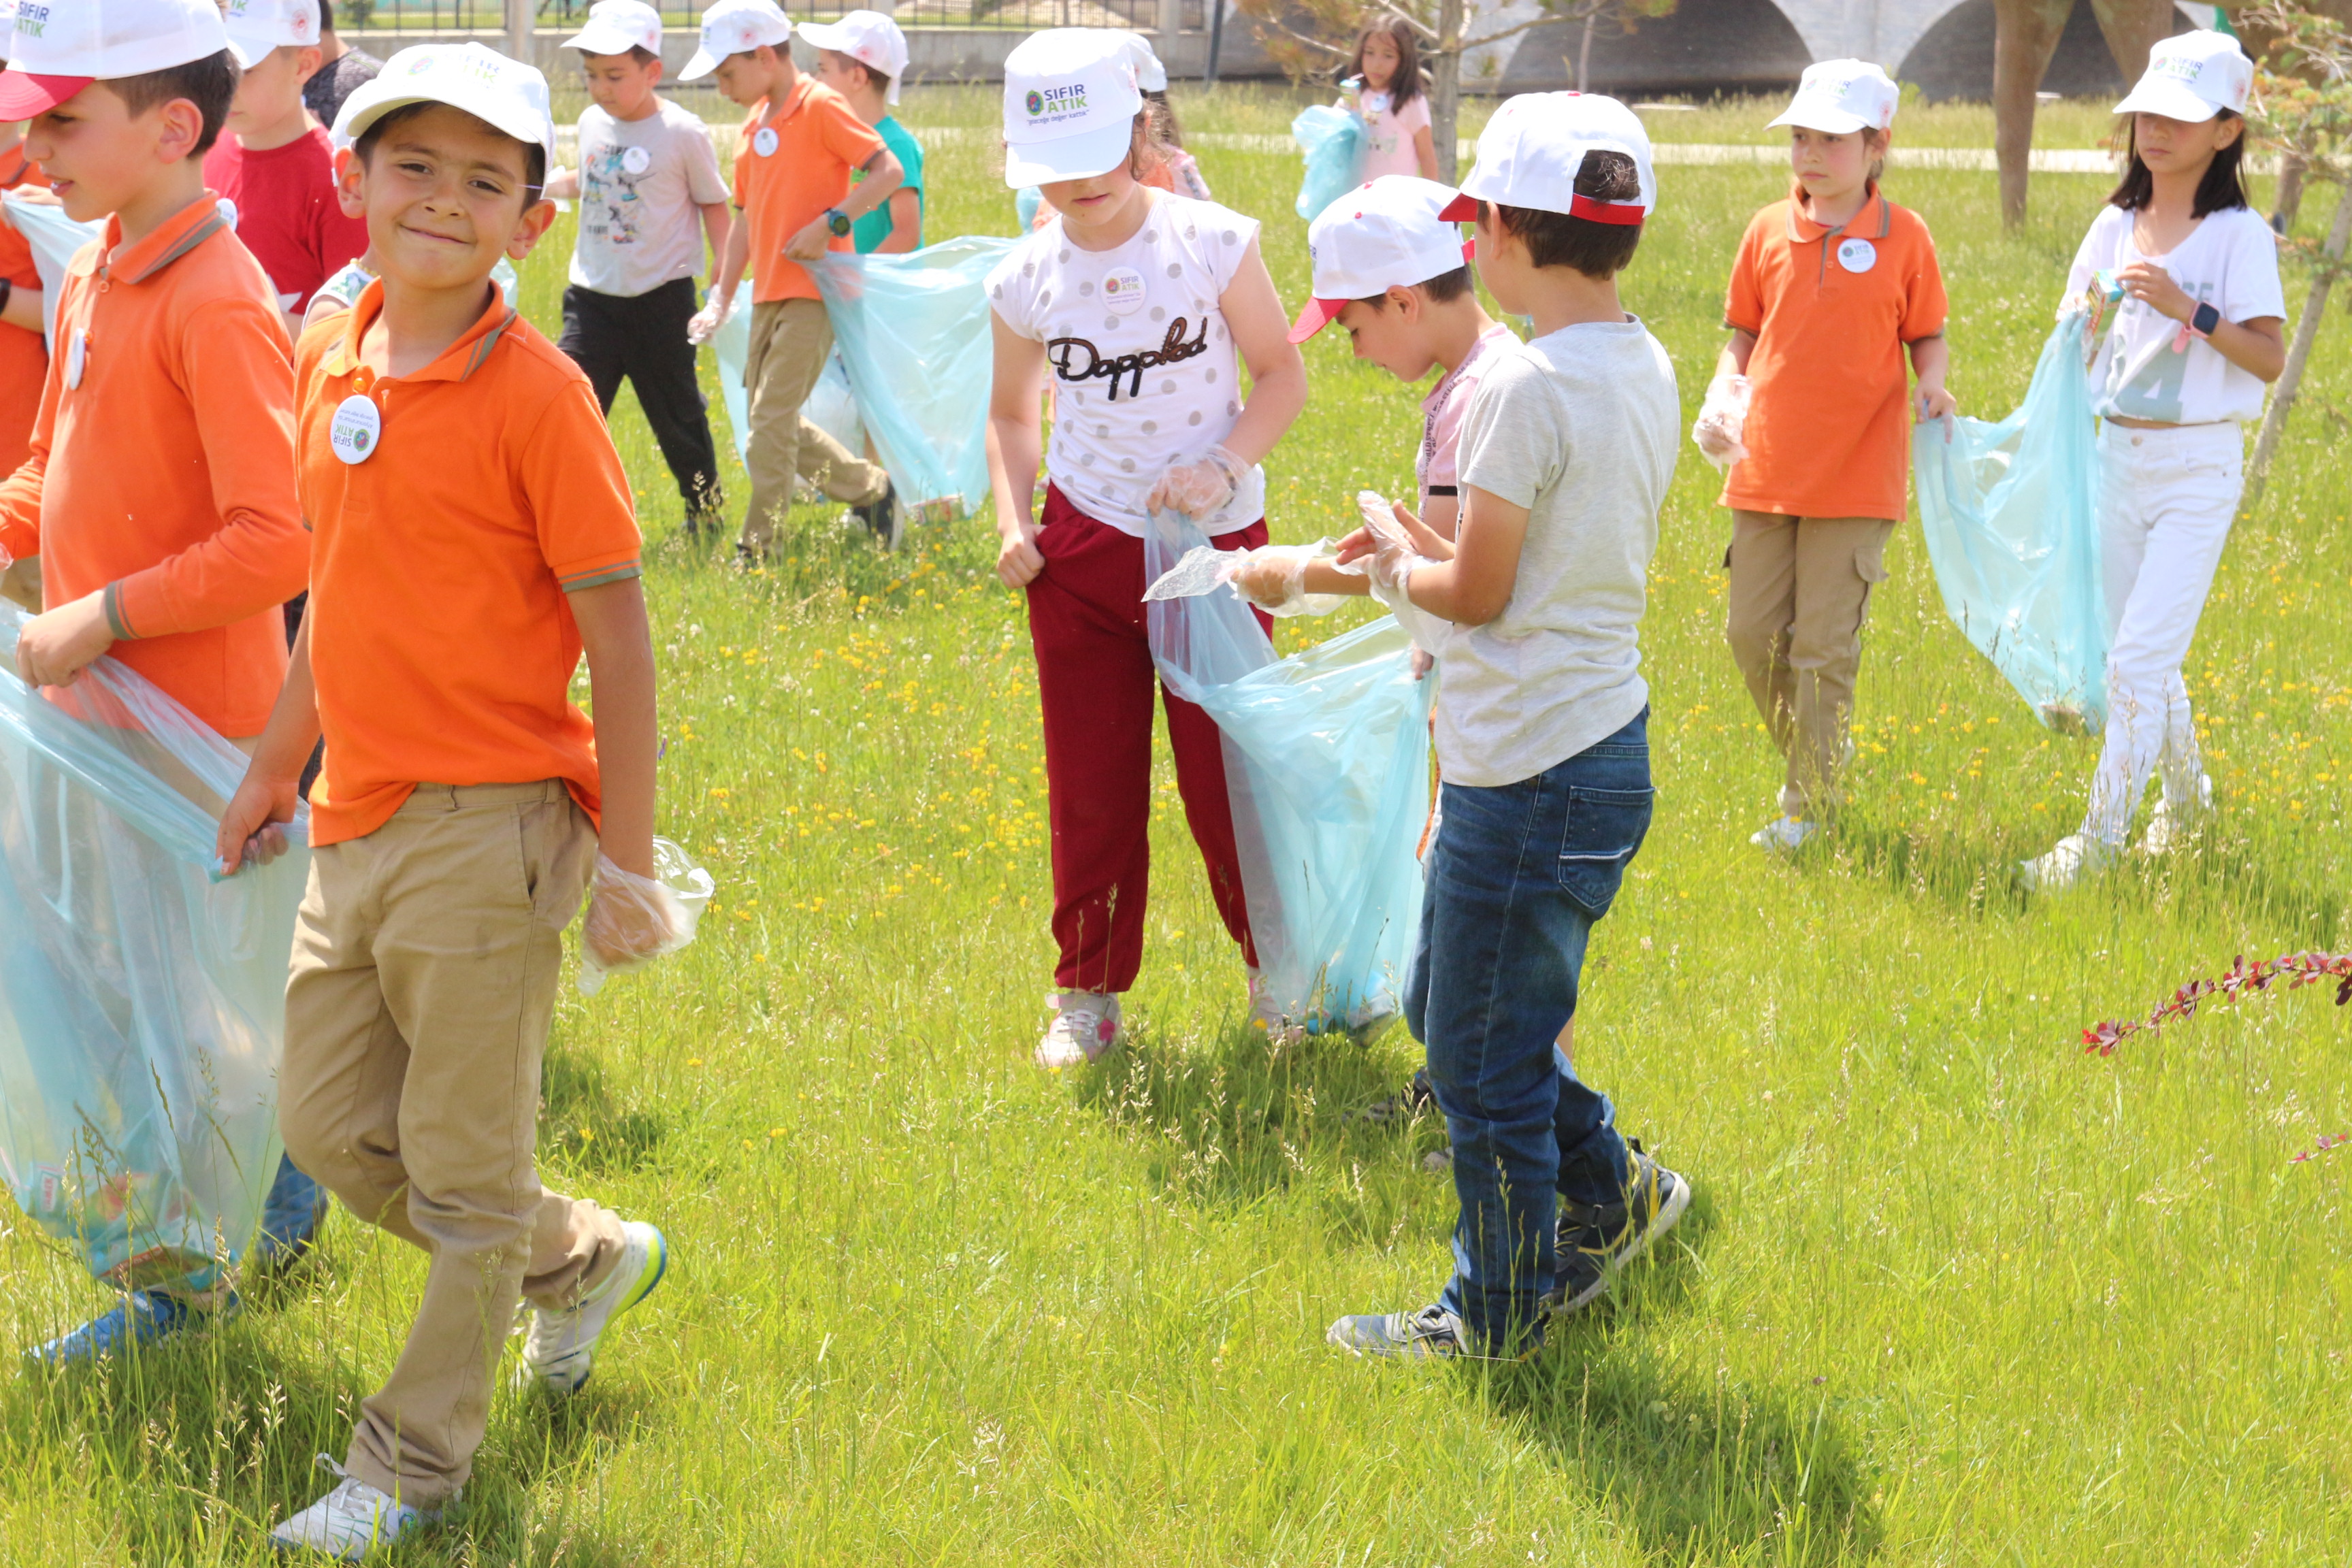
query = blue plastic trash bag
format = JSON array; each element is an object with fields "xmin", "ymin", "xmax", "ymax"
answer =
[
  {"xmin": 1145, "ymin": 512, "xmax": 1431, "ymax": 1028},
  {"xmin": 801, "ymin": 353, "xmax": 866, "ymax": 457},
  {"xmin": 715, "ymin": 311, "xmax": 862, "ymax": 481},
  {"xmin": 1016, "ymin": 185, "xmax": 1043, "ymax": 232},
  {"xmin": 1292, "ymin": 104, "xmax": 1365, "ymax": 221},
  {"xmin": 713, "ymin": 238, "xmax": 1016, "ymax": 523},
  {"xmin": 0, "ymin": 607, "xmax": 310, "ymax": 1293},
  {"xmin": 1913, "ymin": 310, "xmax": 2107, "ymax": 735},
  {"xmin": 1, "ymin": 192, "xmax": 101, "ymax": 350}
]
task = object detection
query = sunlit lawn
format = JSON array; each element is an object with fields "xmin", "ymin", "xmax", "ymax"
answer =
[{"xmin": 0, "ymin": 84, "xmax": 2345, "ymax": 1566}]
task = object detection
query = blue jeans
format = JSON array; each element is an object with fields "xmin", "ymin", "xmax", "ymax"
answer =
[{"xmin": 1404, "ymin": 710, "xmax": 1654, "ymax": 1350}]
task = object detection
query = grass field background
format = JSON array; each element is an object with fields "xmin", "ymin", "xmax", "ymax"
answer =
[{"xmin": 0, "ymin": 88, "xmax": 2347, "ymax": 1565}]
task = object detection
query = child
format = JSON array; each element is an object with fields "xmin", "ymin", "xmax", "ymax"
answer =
[
  {"xmin": 212, "ymin": 44, "xmax": 674, "ymax": 1555},
  {"xmin": 802, "ymin": 9, "xmax": 922, "ymax": 254},
  {"xmin": 1120, "ymin": 31, "xmax": 1211, "ymax": 201},
  {"xmin": 2019, "ymin": 30, "xmax": 2283, "ymax": 890},
  {"xmin": 206, "ymin": 0, "xmax": 370, "ymax": 333},
  {"xmin": 1693, "ymin": 60, "xmax": 1952, "ymax": 854},
  {"xmin": 544, "ymin": 0, "xmax": 732, "ymax": 534},
  {"xmin": 1, "ymin": 16, "xmax": 48, "ymax": 482},
  {"xmin": 983, "ymin": 28, "xmax": 1307, "ymax": 1067},
  {"xmin": 681, "ymin": 0, "xmax": 904, "ymax": 559},
  {"xmin": 1325, "ymin": 93, "xmax": 1688, "ymax": 1360},
  {"xmin": 1343, "ymin": 16, "xmax": 1437, "ymax": 183},
  {"xmin": 0, "ymin": 0, "xmax": 316, "ymax": 1358}
]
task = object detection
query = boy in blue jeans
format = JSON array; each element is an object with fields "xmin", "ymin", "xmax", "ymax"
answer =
[{"xmin": 1326, "ymin": 93, "xmax": 1691, "ymax": 1360}]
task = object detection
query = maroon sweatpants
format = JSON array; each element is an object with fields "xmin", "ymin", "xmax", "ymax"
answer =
[{"xmin": 1026, "ymin": 485, "xmax": 1268, "ymax": 994}]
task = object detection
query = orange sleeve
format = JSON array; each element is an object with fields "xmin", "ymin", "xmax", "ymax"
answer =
[
  {"xmin": 820, "ymin": 94, "xmax": 886, "ymax": 170},
  {"xmin": 109, "ymin": 293, "xmax": 310, "ymax": 639},
  {"xmin": 0, "ymin": 342, "xmax": 58, "ymax": 562},
  {"xmin": 1901, "ymin": 219, "xmax": 1950, "ymax": 343},
  {"xmin": 1724, "ymin": 214, "xmax": 1765, "ymax": 336},
  {"xmin": 519, "ymin": 375, "xmax": 642, "ymax": 591}
]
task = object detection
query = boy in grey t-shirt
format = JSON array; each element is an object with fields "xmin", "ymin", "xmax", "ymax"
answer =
[
  {"xmin": 545, "ymin": 1, "xmax": 734, "ymax": 534},
  {"xmin": 1326, "ymin": 93, "xmax": 1690, "ymax": 1362}
]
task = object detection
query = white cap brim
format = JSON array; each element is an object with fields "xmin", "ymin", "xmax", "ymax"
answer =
[
  {"xmin": 562, "ymin": 22, "xmax": 654, "ymax": 55},
  {"xmin": 1767, "ymin": 101, "xmax": 1874, "ymax": 134},
  {"xmin": 1003, "ymin": 119, "xmax": 1133, "ymax": 189},
  {"xmin": 678, "ymin": 45, "xmax": 723, "ymax": 80},
  {"xmin": 340, "ymin": 86, "xmax": 556, "ymax": 170},
  {"xmin": 2113, "ymin": 79, "xmax": 2223, "ymax": 122}
]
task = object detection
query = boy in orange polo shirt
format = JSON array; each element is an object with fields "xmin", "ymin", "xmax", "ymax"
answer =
[
  {"xmin": 0, "ymin": 0, "xmax": 328, "ymax": 1360},
  {"xmin": 1694, "ymin": 61, "xmax": 1953, "ymax": 855},
  {"xmin": 214, "ymin": 44, "xmax": 672, "ymax": 1558},
  {"xmin": 679, "ymin": 0, "xmax": 904, "ymax": 560}
]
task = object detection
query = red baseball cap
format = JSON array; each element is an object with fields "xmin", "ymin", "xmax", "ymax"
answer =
[{"xmin": 0, "ymin": 71, "xmax": 94, "ymax": 119}]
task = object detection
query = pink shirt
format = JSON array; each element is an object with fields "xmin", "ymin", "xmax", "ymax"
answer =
[
  {"xmin": 1418, "ymin": 323, "xmax": 1515, "ymax": 501},
  {"xmin": 1358, "ymin": 89, "xmax": 1431, "ymax": 180}
]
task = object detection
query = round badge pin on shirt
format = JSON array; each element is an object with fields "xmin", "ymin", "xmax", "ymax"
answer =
[
  {"xmin": 621, "ymin": 144, "xmax": 652, "ymax": 176},
  {"xmin": 329, "ymin": 394, "xmax": 383, "ymax": 466},
  {"xmin": 753, "ymin": 125, "xmax": 779, "ymax": 158},
  {"xmin": 1838, "ymin": 238, "xmax": 1878, "ymax": 274}
]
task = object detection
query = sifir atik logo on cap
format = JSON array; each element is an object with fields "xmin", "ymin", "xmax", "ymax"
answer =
[
  {"xmin": 2154, "ymin": 51, "xmax": 2207, "ymax": 82},
  {"xmin": 1027, "ymin": 82, "xmax": 1088, "ymax": 124},
  {"xmin": 14, "ymin": 1, "xmax": 47, "ymax": 37}
]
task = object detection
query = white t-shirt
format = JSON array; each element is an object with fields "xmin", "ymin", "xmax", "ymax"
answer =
[
  {"xmin": 2067, "ymin": 203, "xmax": 2286, "ymax": 425},
  {"xmin": 569, "ymin": 99, "xmax": 730, "ymax": 299},
  {"xmin": 987, "ymin": 192, "xmax": 1267, "ymax": 537},
  {"xmin": 1439, "ymin": 318, "xmax": 1680, "ymax": 789}
]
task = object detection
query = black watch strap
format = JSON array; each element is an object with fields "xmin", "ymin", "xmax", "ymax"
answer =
[{"xmin": 2192, "ymin": 301, "xmax": 2222, "ymax": 337}]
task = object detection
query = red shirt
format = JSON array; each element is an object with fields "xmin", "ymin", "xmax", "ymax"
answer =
[
  {"xmin": 203, "ymin": 125, "xmax": 371, "ymax": 316},
  {"xmin": 0, "ymin": 147, "xmax": 46, "ymax": 476}
]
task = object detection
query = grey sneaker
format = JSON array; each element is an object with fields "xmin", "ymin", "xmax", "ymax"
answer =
[
  {"xmin": 1546, "ymin": 1141, "xmax": 1691, "ymax": 1316},
  {"xmin": 1325, "ymin": 1303, "xmax": 1470, "ymax": 1360}
]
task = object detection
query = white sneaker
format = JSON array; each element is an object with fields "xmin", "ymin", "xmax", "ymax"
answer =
[
  {"xmin": 2015, "ymin": 832, "xmax": 2112, "ymax": 894},
  {"xmin": 519, "ymin": 1220, "xmax": 668, "ymax": 1395},
  {"xmin": 269, "ymin": 1458, "xmax": 441, "ymax": 1559},
  {"xmin": 2140, "ymin": 773, "xmax": 2215, "ymax": 857},
  {"xmin": 1749, "ymin": 816, "xmax": 1820, "ymax": 855},
  {"xmin": 1036, "ymin": 992, "xmax": 1122, "ymax": 1068}
]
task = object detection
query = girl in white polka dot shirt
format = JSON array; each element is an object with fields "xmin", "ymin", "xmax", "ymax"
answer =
[{"xmin": 985, "ymin": 29, "xmax": 1307, "ymax": 1069}]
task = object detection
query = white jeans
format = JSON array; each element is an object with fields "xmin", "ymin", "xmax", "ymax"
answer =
[{"xmin": 2080, "ymin": 421, "xmax": 2243, "ymax": 847}]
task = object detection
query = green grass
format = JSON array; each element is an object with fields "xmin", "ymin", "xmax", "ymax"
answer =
[{"xmin": 2, "ymin": 85, "xmax": 2349, "ymax": 1566}]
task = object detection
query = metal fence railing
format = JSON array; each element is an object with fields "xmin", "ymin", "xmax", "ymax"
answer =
[{"xmin": 334, "ymin": 0, "xmax": 1194, "ymax": 33}]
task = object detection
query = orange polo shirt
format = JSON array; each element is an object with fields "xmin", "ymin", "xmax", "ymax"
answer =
[
  {"xmin": 732, "ymin": 75, "xmax": 882, "ymax": 303},
  {"xmin": 1721, "ymin": 186, "xmax": 1948, "ymax": 523},
  {"xmin": 0, "ymin": 193, "xmax": 306, "ymax": 736},
  {"xmin": 0, "ymin": 150, "xmax": 47, "ymax": 476},
  {"xmin": 295, "ymin": 279, "xmax": 643, "ymax": 847}
]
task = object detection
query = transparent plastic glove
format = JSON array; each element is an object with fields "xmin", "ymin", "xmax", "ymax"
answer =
[
  {"xmin": 1226, "ymin": 542, "xmax": 1347, "ymax": 617},
  {"xmin": 1693, "ymin": 373, "xmax": 1751, "ymax": 469},
  {"xmin": 686, "ymin": 293, "xmax": 735, "ymax": 348},
  {"xmin": 1143, "ymin": 544, "xmax": 1247, "ymax": 602},
  {"xmin": 578, "ymin": 837, "xmax": 716, "ymax": 997},
  {"xmin": 1347, "ymin": 490, "xmax": 1450, "ymax": 651},
  {"xmin": 1145, "ymin": 444, "xmax": 1247, "ymax": 522}
]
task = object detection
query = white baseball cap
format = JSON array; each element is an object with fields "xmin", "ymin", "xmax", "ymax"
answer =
[
  {"xmin": 1000, "ymin": 28, "xmax": 1143, "ymax": 189},
  {"xmin": 1768, "ymin": 59, "xmax": 1899, "ymax": 135},
  {"xmin": 798, "ymin": 10, "xmax": 909, "ymax": 104},
  {"xmin": 1291, "ymin": 176, "xmax": 1474, "ymax": 342},
  {"xmin": 334, "ymin": 43, "xmax": 557, "ymax": 178},
  {"xmin": 2115, "ymin": 29, "xmax": 2252, "ymax": 122},
  {"xmin": 1111, "ymin": 29, "xmax": 1168, "ymax": 93},
  {"xmin": 221, "ymin": 0, "xmax": 322, "ymax": 67},
  {"xmin": 1442, "ymin": 92, "xmax": 1656, "ymax": 225},
  {"xmin": 0, "ymin": 0, "xmax": 234, "ymax": 119},
  {"xmin": 562, "ymin": 0, "xmax": 665, "ymax": 61},
  {"xmin": 679, "ymin": 0, "xmax": 791, "ymax": 82}
]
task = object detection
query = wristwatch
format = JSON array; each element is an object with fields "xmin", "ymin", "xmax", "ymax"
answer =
[
  {"xmin": 824, "ymin": 207, "xmax": 852, "ymax": 238},
  {"xmin": 2189, "ymin": 301, "xmax": 2222, "ymax": 339}
]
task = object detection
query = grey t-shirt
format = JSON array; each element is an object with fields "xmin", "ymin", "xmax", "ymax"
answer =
[
  {"xmin": 1438, "ymin": 317, "xmax": 1680, "ymax": 788},
  {"xmin": 568, "ymin": 99, "xmax": 730, "ymax": 299}
]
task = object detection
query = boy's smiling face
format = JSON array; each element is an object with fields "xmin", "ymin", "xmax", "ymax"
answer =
[
  {"xmin": 342, "ymin": 103, "xmax": 555, "ymax": 293},
  {"xmin": 27, "ymin": 82, "xmax": 202, "ymax": 224}
]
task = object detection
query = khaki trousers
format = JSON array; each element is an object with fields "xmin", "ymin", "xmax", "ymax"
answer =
[
  {"xmin": 741, "ymin": 297, "xmax": 886, "ymax": 556},
  {"xmin": 1725, "ymin": 512, "xmax": 1895, "ymax": 822},
  {"xmin": 280, "ymin": 781, "xmax": 627, "ymax": 1506}
]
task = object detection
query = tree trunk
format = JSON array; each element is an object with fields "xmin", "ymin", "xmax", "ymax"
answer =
[
  {"xmin": 1992, "ymin": 0, "xmax": 2070, "ymax": 227},
  {"xmin": 2248, "ymin": 180, "xmax": 2352, "ymax": 503},
  {"xmin": 2272, "ymin": 152, "xmax": 2308, "ymax": 234},
  {"xmin": 1578, "ymin": 10, "xmax": 1597, "ymax": 92},
  {"xmin": 1431, "ymin": 0, "xmax": 1463, "ymax": 183}
]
